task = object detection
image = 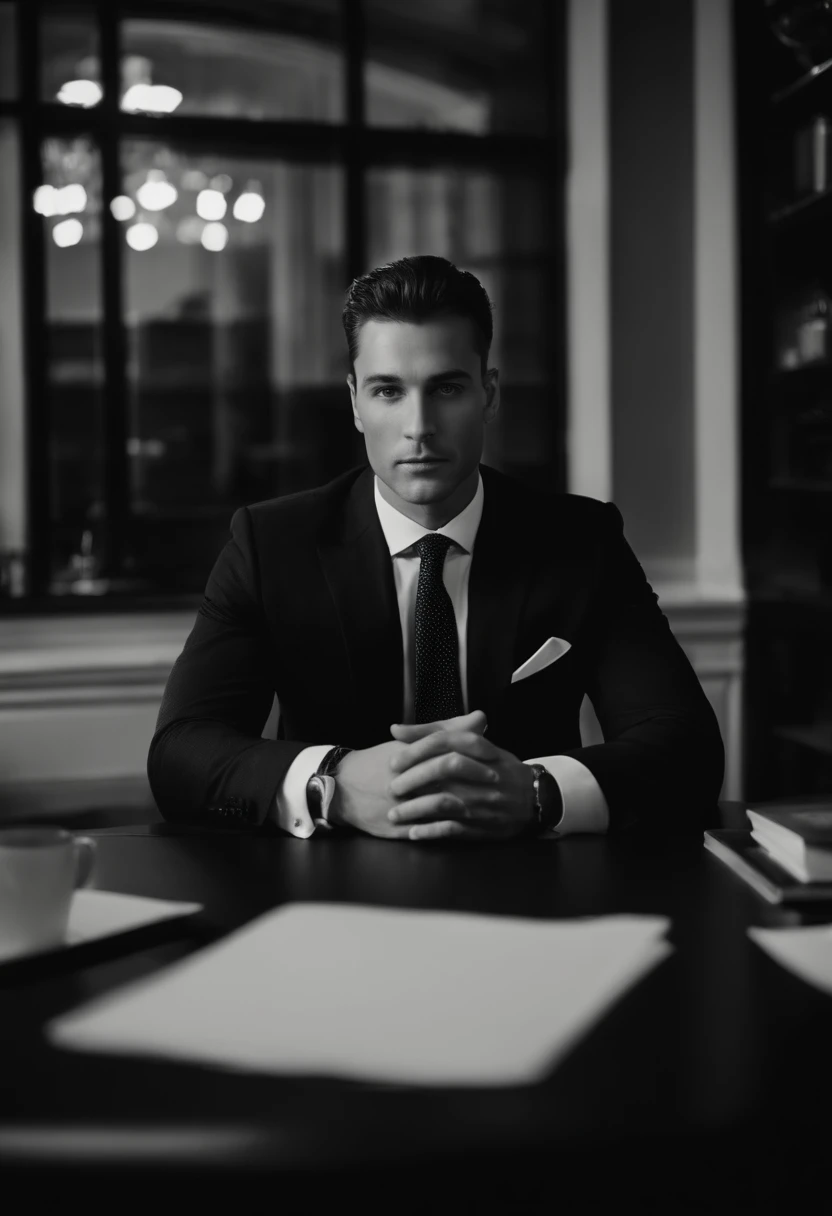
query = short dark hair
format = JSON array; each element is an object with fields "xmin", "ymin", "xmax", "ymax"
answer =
[{"xmin": 342, "ymin": 255, "xmax": 494, "ymax": 375}]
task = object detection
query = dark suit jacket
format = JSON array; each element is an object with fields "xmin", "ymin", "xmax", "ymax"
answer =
[{"xmin": 148, "ymin": 463, "xmax": 725, "ymax": 832}]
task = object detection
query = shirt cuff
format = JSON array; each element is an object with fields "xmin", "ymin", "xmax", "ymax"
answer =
[
  {"xmin": 274, "ymin": 744, "xmax": 336, "ymax": 838},
  {"xmin": 523, "ymin": 754, "xmax": 610, "ymax": 835}
]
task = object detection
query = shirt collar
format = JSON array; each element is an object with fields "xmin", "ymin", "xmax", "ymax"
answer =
[{"xmin": 373, "ymin": 470, "xmax": 484, "ymax": 558}]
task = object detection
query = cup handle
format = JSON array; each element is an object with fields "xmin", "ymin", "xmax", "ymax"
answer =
[{"xmin": 73, "ymin": 836, "xmax": 97, "ymax": 889}]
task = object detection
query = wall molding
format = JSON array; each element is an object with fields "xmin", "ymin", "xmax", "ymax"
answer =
[
  {"xmin": 694, "ymin": 0, "xmax": 744, "ymax": 600},
  {"xmin": 566, "ymin": 0, "xmax": 611, "ymax": 502}
]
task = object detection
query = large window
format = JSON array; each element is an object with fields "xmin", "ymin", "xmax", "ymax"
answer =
[{"xmin": 0, "ymin": 0, "xmax": 565, "ymax": 604}]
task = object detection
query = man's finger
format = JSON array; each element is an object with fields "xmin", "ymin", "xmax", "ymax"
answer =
[
  {"xmin": 389, "ymin": 710, "xmax": 487, "ymax": 742},
  {"xmin": 390, "ymin": 752, "xmax": 498, "ymax": 798},
  {"xmin": 387, "ymin": 792, "xmax": 468, "ymax": 826},
  {"xmin": 389, "ymin": 729, "xmax": 499, "ymax": 773},
  {"xmin": 407, "ymin": 820, "xmax": 491, "ymax": 842},
  {"xmin": 389, "ymin": 789, "xmax": 504, "ymax": 826}
]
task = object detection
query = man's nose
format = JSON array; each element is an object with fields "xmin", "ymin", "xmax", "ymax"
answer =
[{"xmin": 403, "ymin": 394, "xmax": 435, "ymax": 440}]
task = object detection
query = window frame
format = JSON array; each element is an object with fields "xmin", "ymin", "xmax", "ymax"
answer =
[{"xmin": 2, "ymin": 0, "xmax": 566, "ymax": 612}]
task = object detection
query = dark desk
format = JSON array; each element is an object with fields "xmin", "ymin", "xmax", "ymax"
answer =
[{"xmin": 1, "ymin": 819, "xmax": 830, "ymax": 1209}]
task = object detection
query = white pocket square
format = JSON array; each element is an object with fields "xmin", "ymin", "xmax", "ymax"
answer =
[{"xmin": 511, "ymin": 636, "xmax": 572, "ymax": 684}]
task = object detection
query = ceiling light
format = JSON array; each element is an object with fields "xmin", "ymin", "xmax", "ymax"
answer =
[
  {"xmin": 57, "ymin": 79, "xmax": 103, "ymax": 108},
  {"xmin": 196, "ymin": 189, "xmax": 226, "ymax": 221},
  {"xmin": 121, "ymin": 84, "xmax": 183, "ymax": 114},
  {"xmin": 110, "ymin": 195, "xmax": 136, "ymax": 221},
  {"xmin": 232, "ymin": 187, "xmax": 265, "ymax": 223},
  {"xmin": 34, "ymin": 184, "xmax": 57, "ymax": 216},
  {"xmin": 200, "ymin": 221, "xmax": 228, "ymax": 252},
  {"xmin": 136, "ymin": 171, "xmax": 178, "ymax": 211},
  {"xmin": 52, "ymin": 219, "xmax": 84, "ymax": 247},
  {"xmin": 125, "ymin": 222, "xmax": 159, "ymax": 252},
  {"xmin": 55, "ymin": 184, "xmax": 87, "ymax": 215}
]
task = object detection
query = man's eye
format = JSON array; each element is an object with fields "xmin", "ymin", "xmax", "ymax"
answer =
[
  {"xmin": 373, "ymin": 386, "xmax": 401, "ymax": 399},
  {"xmin": 434, "ymin": 383, "xmax": 463, "ymax": 396}
]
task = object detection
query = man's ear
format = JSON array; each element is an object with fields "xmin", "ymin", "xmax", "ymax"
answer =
[
  {"xmin": 483, "ymin": 368, "xmax": 500, "ymax": 422},
  {"xmin": 347, "ymin": 373, "xmax": 364, "ymax": 433}
]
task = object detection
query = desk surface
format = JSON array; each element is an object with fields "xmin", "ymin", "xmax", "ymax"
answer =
[{"xmin": 1, "ymin": 821, "xmax": 831, "ymax": 1206}]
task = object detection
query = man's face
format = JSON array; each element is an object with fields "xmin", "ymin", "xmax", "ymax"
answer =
[{"xmin": 348, "ymin": 315, "xmax": 499, "ymax": 513}]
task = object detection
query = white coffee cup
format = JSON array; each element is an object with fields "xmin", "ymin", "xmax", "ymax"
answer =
[{"xmin": 0, "ymin": 826, "xmax": 96, "ymax": 961}]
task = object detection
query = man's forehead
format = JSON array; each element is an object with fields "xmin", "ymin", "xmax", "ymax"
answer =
[{"xmin": 354, "ymin": 316, "xmax": 479, "ymax": 367}]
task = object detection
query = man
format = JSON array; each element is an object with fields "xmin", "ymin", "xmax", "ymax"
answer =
[{"xmin": 148, "ymin": 255, "xmax": 724, "ymax": 840}]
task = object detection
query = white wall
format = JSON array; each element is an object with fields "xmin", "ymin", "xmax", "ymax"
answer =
[
  {"xmin": 566, "ymin": 0, "xmax": 611, "ymax": 503},
  {"xmin": 568, "ymin": 0, "xmax": 743, "ymax": 605}
]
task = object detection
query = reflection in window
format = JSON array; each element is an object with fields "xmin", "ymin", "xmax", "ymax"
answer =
[
  {"xmin": 40, "ymin": 137, "xmax": 107, "ymax": 593},
  {"xmin": 120, "ymin": 7, "xmax": 344, "ymax": 123},
  {"xmin": 119, "ymin": 144, "xmax": 353, "ymax": 591},
  {"xmin": 367, "ymin": 168, "xmax": 548, "ymax": 383},
  {"xmin": 364, "ymin": 0, "xmax": 551, "ymax": 135},
  {"xmin": 366, "ymin": 166, "xmax": 553, "ymax": 475}
]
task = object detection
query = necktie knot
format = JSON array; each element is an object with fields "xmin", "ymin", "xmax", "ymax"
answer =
[{"xmin": 416, "ymin": 533, "xmax": 453, "ymax": 563}]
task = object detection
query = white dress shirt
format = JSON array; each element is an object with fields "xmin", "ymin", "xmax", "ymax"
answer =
[{"xmin": 273, "ymin": 473, "xmax": 610, "ymax": 838}]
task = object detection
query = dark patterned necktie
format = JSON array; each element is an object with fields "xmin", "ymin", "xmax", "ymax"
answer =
[{"xmin": 414, "ymin": 533, "xmax": 464, "ymax": 724}]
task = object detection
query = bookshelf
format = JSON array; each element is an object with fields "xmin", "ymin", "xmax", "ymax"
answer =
[{"xmin": 736, "ymin": 2, "xmax": 832, "ymax": 799}]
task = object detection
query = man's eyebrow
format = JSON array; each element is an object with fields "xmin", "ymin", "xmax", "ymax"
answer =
[
  {"xmin": 362, "ymin": 369, "xmax": 473, "ymax": 388},
  {"xmin": 427, "ymin": 369, "xmax": 473, "ymax": 382},
  {"xmin": 362, "ymin": 374, "xmax": 403, "ymax": 387}
]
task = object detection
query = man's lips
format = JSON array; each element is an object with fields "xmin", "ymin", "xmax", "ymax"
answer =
[{"xmin": 398, "ymin": 457, "xmax": 447, "ymax": 463}]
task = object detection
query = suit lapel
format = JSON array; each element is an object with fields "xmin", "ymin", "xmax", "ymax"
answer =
[
  {"xmin": 466, "ymin": 465, "xmax": 536, "ymax": 727},
  {"xmin": 317, "ymin": 467, "xmax": 405, "ymax": 742}
]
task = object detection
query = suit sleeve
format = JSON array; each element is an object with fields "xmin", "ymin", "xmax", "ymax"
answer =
[
  {"xmin": 147, "ymin": 506, "xmax": 311, "ymax": 827},
  {"xmin": 560, "ymin": 502, "xmax": 725, "ymax": 831}
]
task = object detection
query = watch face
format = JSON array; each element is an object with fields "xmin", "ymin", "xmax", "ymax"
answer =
[
  {"xmin": 307, "ymin": 775, "xmax": 325, "ymax": 817},
  {"xmin": 307, "ymin": 774, "xmax": 336, "ymax": 823}
]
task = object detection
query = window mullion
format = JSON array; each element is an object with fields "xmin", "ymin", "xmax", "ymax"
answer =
[
  {"xmin": 18, "ymin": 0, "xmax": 50, "ymax": 596},
  {"xmin": 344, "ymin": 0, "xmax": 365, "ymax": 283},
  {"xmin": 97, "ymin": 1, "xmax": 130, "ymax": 581}
]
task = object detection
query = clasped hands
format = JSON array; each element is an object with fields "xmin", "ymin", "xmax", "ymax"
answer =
[{"xmin": 331, "ymin": 710, "xmax": 536, "ymax": 841}]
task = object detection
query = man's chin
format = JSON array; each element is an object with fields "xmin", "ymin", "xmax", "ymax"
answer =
[{"xmin": 389, "ymin": 468, "xmax": 452, "ymax": 502}]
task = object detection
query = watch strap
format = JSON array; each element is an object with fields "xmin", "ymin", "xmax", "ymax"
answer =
[{"xmin": 318, "ymin": 745, "xmax": 352, "ymax": 778}]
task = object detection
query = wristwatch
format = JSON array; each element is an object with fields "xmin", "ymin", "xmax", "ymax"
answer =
[
  {"xmin": 306, "ymin": 745, "xmax": 353, "ymax": 828},
  {"xmin": 526, "ymin": 763, "xmax": 564, "ymax": 835}
]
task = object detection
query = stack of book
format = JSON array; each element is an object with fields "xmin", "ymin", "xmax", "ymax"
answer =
[
  {"xmin": 747, "ymin": 806, "xmax": 832, "ymax": 883},
  {"xmin": 705, "ymin": 805, "xmax": 832, "ymax": 904}
]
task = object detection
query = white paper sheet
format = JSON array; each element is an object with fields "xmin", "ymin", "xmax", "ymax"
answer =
[
  {"xmin": 65, "ymin": 890, "xmax": 203, "ymax": 947},
  {"xmin": 0, "ymin": 890, "xmax": 202, "ymax": 965},
  {"xmin": 749, "ymin": 924, "xmax": 832, "ymax": 998},
  {"xmin": 48, "ymin": 904, "xmax": 671, "ymax": 1086}
]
